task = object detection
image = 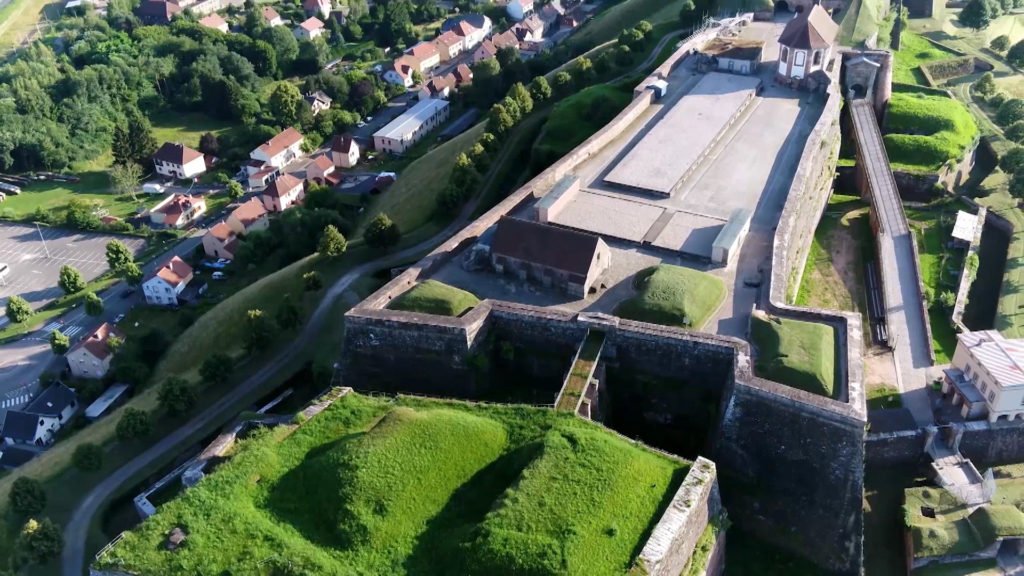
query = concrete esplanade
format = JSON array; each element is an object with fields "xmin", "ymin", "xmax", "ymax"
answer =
[{"xmin": 342, "ymin": 19, "xmax": 866, "ymax": 575}]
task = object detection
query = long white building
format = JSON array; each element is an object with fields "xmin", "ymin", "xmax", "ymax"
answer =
[{"xmin": 373, "ymin": 99, "xmax": 450, "ymax": 154}]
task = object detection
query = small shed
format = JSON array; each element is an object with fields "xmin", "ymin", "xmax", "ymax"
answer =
[
  {"xmin": 711, "ymin": 208, "xmax": 753, "ymax": 264},
  {"xmin": 699, "ymin": 38, "xmax": 764, "ymax": 75},
  {"xmin": 646, "ymin": 79, "xmax": 669, "ymax": 99},
  {"xmin": 952, "ymin": 210, "xmax": 978, "ymax": 245}
]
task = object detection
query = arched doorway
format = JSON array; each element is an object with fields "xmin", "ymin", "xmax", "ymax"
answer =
[
  {"xmin": 795, "ymin": 4, "xmax": 805, "ymax": 12},
  {"xmin": 774, "ymin": 0, "xmax": 790, "ymax": 12},
  {"xmin": 850, "ymin": 83, "xmax": 867, "ymax": 99}
]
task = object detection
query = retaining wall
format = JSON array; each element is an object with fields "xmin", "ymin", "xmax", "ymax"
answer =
[{"xmin": 867, "ymin": 420, "xmax": 1024, "ymax": 467}]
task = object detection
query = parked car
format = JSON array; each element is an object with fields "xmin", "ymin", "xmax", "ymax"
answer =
[
  {"xmin": 211, "ymin": 271, "xmax": 226, "ymax": 281},
  {"xmin": 142, "ymin": 182, "xmax": 166, "ymax": 195},
  {"xmin": 201, "ymin": 260, "xmax": 227, "ymax": 270},
  {"xmin": 113, "ymin": 313, "xmax": 125, "ymax": 324}
]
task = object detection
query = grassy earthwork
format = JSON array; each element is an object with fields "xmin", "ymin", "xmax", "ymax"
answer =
[
  {"xmin": 883, "ymin": 92, "xmax": 978, "ymax": 174},
  {"xmin": 795, "ymin": 194, "xmax": 872, "ymax": 315},
  {"xmin": 615, "ymin": 265, "xmax": 726, "ymax": 330},
  {"xmin": 95, "ymin": 393, "xmax": 689, "ymax": 575},
  {"xmin": 388, "ymin": 280, "xmax": 480, "ymax": 317},
  {"xmin": 750, "ymin": 313, "xmax": 837, "ymax": 398},
  {"xmin": 892, "ymin": 31, "xmax": 960, "ymax": 85}
]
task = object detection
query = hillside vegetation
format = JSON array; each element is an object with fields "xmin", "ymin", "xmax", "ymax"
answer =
[
  {"xmin": 532, "ymin": 84, "xmax": 632, "ymax": 170},
  {"xmin": 96, "ymin": 394, "xmax": 689, "ymax": 575},
  {"xmin": 883, "ymin": 92, "xmax": 977, "ymax": 173}
]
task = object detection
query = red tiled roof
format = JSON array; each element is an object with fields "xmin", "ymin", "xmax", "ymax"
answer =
[
  {"xmin": 453, "ymin": 63, "xmax": 473, "ymax": 84},
  {"xmin": 209, "ymin": 221, "xmax": 234, "ymax": 241},
  {"xmin": 454, "ymin": 21, "xmax": 476, "ymax": 36},
  {"xmin": 329, "ymin": 134, "xmax": 356, "ymax": 153},
  {"xmin": 255, "ymin": 128, "xmax": 303, "ymax": 159},
  {"xmin": 264, "ymin": 173, "xmax": 303, "ymax": 198},
  {"xmin": 153, "ymin": 142, "xmax": 203, "ymax": 166},
  {"xmin": 155, "ymin": 194, "xmax": 205, "ymax": 227},
  {"xmin": 198, "ymin": 13, "xmax": 228, "ymax": 30},
  {"xmin": 69, "ymin": 323, "xmax": 125, "ymax": 361},
  {"xmin": 261, "ymin": 6, "xmax": 280, "ymax": 22},
  {"xmin": 147, "ymin": 255, "xmax": 193, "ymax": 288},
  {"xmin": 229, "ymin": 197, "xmax": 268, "ymax": 229},
  {"xmin": 298, "ymin": 17, "xmax": 324, "ymax": 31},
  {"xmin": 435, "ymin": 30, "xmax": 462, "ymax": 48},
  {"xmin": 407, "ymin": 41, "xmax": 438, "ymax": 59},
  {"xmin": 310, "ymin": 155, "xmax": 334, "ymax": 172}
]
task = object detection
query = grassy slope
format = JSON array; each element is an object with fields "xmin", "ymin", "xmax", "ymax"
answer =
[
  {"xmin": 979, "ymin": 187, "xmax": 1024, "ymax": 337},
  {"xmin": 750, "ymin": 314, "xmax": 836, "ymax": 398},
  {"xmin": 795, "ymin": 194, "xmax": 871, "ymax": 313},
  {"xmin": 532, "ymin": 84, "xmax": 631, "ymax": 167},
  {"xmin": 893, "ymin": 32, "xmax": 960, "ymax": 85},
  {"xmin": 615, "ymin": 265, "xmax": 726, "ymax": 330},
  {"xmin": 883, "ymin": 92, "xmax": 978, "ymax": 173},
  {"xmin": 0, "ymin": 0, "xmax": 53, "ymax": 51},
  {"xmin": 837, "ymin": 0, "xmax": 887, "ymax": 48},
  {"xmin": 906, "ymin": 479, "xmax": 1024, "ymax": 560},
  {"xmin": 388, "ymin": 280, "xmax": 480, "ymax": 316},
  {"xmin": 567, "ymin": 0, "xmax": 685, "ymax": 49},
  {"xmin": 97, "ymin": 395, "xmax": 687, "ymax": 575}
]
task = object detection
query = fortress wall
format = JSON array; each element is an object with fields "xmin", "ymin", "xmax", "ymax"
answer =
[
  {"xmin": 957, "ymin": 421, "xmax": 1024, "ymax": 467},
  {"xmin": 866, "ymin": 429, "xmax": 927, "ymax": 466},
  {"xmin": 636, "ymin": 457, "xmax": 723, "ymax": 576}
]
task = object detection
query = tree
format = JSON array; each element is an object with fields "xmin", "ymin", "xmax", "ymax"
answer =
[
  {"xmin": 412, "ymin": 70, "xmax": 424, "ymax": 85},
  {"xmin": 276, "ymin": 299, "xmax": 302, "ymax": 330},
  {"xmin": 109, "ymin": 162, "xmax": 143, "ymax": 201},
  {"xmin": 116, "ymin": 408, "xmax": 152, "ymax": 441},
  {"xmin": 1006, "ymin": 121, "xmax": 1024, "ymax": 142},
  {"xmin": 198, "ymin": 132, "xmax": 220, "ymax": 156},
  {"xmin": 1008, "ymin": 39, "xmax": 1024, "ymax": 67},
  {"xmin": 487, "ymin": 102, "xmax": 515, "ymax": 135},
  {"xmin": 112, "ymin": 107, "xmax": 157, "ymax": 168},
  {"xmin": 226, "ymin": 180, "xmax": 245, "ymax": 200},
  {"xmin": 318, "ymin": 224, "xmax": 348, "ymax": 257},
  {"xmin": 363, "ymin": 213, "xmax": 401, "ymax": 249},
  {"xmin": 992, "ymin": 34, "xmax": 1011, "ymax": 52},
  {"xmin": 303, "ymin": 270, "xmax": 323, "ymax": 291},
  {"xmin": 974, "ymin": 72, "xmax": 996, "ymax": 96},
  {"xmin": 6, "ymin": 295, "xmax": 31, "ymax": 324},
  {"xmin": 105, "ymin": 239, "xmax": 134, "ymax": 272},
  {"xmin": 553, "ymin": 71, "xmax": 573, "ymax": 98},
  {"xmin": 84, "ymin": 291, "xmax": 103, "ymax": 316},
  {"xmin": 122, "ymin": 262, "xmax": 143, "ymax": 286},
  {"xmin": 618, "ymin": 27, "xmax": 645, "ymax": 49},
  {"xmin": 959, "ymin": 0, "xmax": 993, "ymax": 31},
  {"xmin": 18, "ymin": 518, "xmax": 63, "ymax": 565},
  {"xmin": 1010, "ymin": 171, "xmax": 1024, "ymax": 198},
  {"xmin": 245, "ymin": 309, "xmax": 275, "ymax": 352},
  {"xmin": 529, "ymin": 76, "xmax": 552, "ymax": 102},
  {"xmin": 107, "ymin": 334, "xmax": 124, "ymax": 354},
  {"xmin": 158, "ymin": 377, "xmax": 197, "ymax": 416},
  {"xmin": 49, "ymin": 330, "xmax": 70, "ymax": 355},
  {"xmin": 509, "ymin": 82, "xmax": 534, "ymax": 115},
  {"xmin": 200, "ymin": 352, "xmax": 233, "ymax": 385},
  {"xmin": 679, "ymin": 0, "xmax": 697, "ymax": 23},
  {"xmin": 999, "ymin": 99, "xmax": 1024, "ymax": 126},
  {"xmin": 268, "ymin": 82, "xmax": 304, "ymax": 127},
  {"xmin": 1002, "ymin": 146, "xmax": 1024, "ymax": 174},
  {"xmin": 635, "ymin": 20, "xmax": 653, "ymax": 36},
  {"xmin": 72, "ymin": 443, "xmax": 103, "ymax": 472},
  {"xmin": 58, "ymin": 265, "xmax": 86, "ymax": 295},
  {"xmin": 9, "ymin": 478, "xmax": 46, "ymax": 516},
  {"xmin": 938, "ymin": 290, "xmax": 957, "ymax": 310}
]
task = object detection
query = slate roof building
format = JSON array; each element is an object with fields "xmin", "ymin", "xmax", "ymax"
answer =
[
  {"xmin": 776, "ymin": 5, "xmax": 838, "ymax": 81},
  {"xmin": 0, "ymin": 383, "xmax": 78, "ymax": 446}
]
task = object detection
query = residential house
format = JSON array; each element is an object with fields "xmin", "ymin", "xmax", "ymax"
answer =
[
  {"xmin": 490, "ymin": 216, "xmax": 611, "ymax": 297},
  {"xmin": 518, "ymin": 14, "xmax": 545, "ymax": 41},
  {"xmin": 149, "ymin": 194, "xmax": 207, "ymax": 229},
  {"xmin": 135, "ymin": 0, "xmax": 181, "ymax": 24},
  {"xmin": 492, "ymin": 29, "xmax": 521, "ymax": 51},
  {"xmin": 329, "ymin": 134, "xmax": 360, "ymax": 168},
  {"xmin": 303, "ymin": 90, "xmax": 333, "ymax": 115},
  {"xmin": 249, "ymin": 127, "xmax": 304, "ymax": 169},
  {"xmin": 226, "ymin": 197, "xmax": 270, "ymax": 234},
  {"xmin": 373, "ymin": 98, "xmax": 450, "ymax": 154},
  {"xmin": 0, "ymin": 384, "xmax": 79, "ymax": 447},
  {"xmin": 434, "ymin": 30, "xmax": 465, "ymax": 62},
  {"xmin": 305, "ymin": 155, "xmax": 337, "ymax": 185},
  {"xmin": 295, "ymin": 17, "xmax": 326, "ymax": 41},
  {"xmin": 303, "ymin": 0, "xmax": 330, "ymax": 18},
  {"xmin": 453, "ymin": 63, "xmax": 473, "ymax": 85},
  {"xmin": 419, "ymin": 73, "xmax": 456, "ymax": 100},
  {"xmin": 471, "ymin": 39, "xmax": 498, "ymax": 64},
  {"xmin": 383, "ymin": 55, "xmax": 417, "ymax": 88},
  {"xmin": 777, "ymin": 5, "xmax": 837, "ymax": 81},
  {"xmin": 186, "ymin": 0, "xmax": 244, "ymax": 17},
  {"xmin": 539, "ymin": 0, "xmax": 565, "ymax": 30},
  {"xmin": 441, "ymin": 13, "xmax": 491, "ymax": 49},
  {"xmin": 66, "ymin": 323, "xmax": 125, "ymax": 379},
  {"xmin": 143, "ymin": 255, "xmax": 194, "ymax": 306},
  {"xmin": 507, "ymin": 0, "xmax": 534, "ymax": 20},
  {"xmin": 198, "ymin": 13, "xmax": 229, "ymax": 32},
  {"xmin": 246, "ymin": 164, "xmax": 280, "ymax": 190},
  {"xmin": 152, "ymin": 142, "xmax": 207, "ymax": 180},
  {"xmin": 261, "ymin": 173, "xmax": 305, "ymax": 212},
  {"xmin": 261, "ymin": 5, "xmax": 283, "ymax": 26},
  {"xmin": 406, "ymin": 41, "xmax": 440, "ymax": 73},
  {"xmin": 202, "ymin": 221, "xmax": 239, "ymax": 260},
  {"xmin": 943, "ymin": 330, "xmax": 1024, "ymax": 422}
]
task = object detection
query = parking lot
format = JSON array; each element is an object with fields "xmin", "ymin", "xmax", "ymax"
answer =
[{"xmin": 0, "ymin": 223, "xmax": 146, "ymax": 309}]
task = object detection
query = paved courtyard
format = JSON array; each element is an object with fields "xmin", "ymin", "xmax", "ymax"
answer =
[{"xmin": 0, "ymin": 223, "xmax": 146, "ymax": 310}]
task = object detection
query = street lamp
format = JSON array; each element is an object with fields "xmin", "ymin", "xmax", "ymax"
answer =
[{"xmin": 35, "ymin": 223, "xmax": 51, "ymax": 258}]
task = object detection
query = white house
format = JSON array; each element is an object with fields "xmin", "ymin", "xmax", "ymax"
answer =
[
  {"xmin": 384, "ymin": 55, "xmax": 417, "ymax": 88},
  {"xmin": 149, "ymin": 194, "xmax": 207, "ymax": 229},
  {"xmin": 777, "ymin": 5, "xmax": 837, "ymax": 81},
  {"xmin": 226, "ymin": 197, "xmax": 270, "ymax": 234},
  {"xmin": 507, "ymin": 0, "xmax": 534, "ymax": 20},
  {"xmin": 143, "ymin": 255, "xmax": 194, "ymax": 306},
  {"xmin": 329, "ymin": 134, "xmax": 360, "ymax": 168},
  {"xmin": 152, "ymin": 142, "xmax": 207, "ymax": 180},
  {"xmin": 943, "ymin": 330, "xmax": 1024, "ymax": 422},
  {"xmin": 261, "ymin": 5, "xmax": 283, "ymax": 26},
  {"xmin": 303, "ymin": 90, "xmax": 333, "ymax": 115},
  {"xmin": 261, "ymin": 173, "xmax": 305, "ymax": 212},
  {"xmin": 0, "ymin": 384, "xmax": 78, "ymax": 446},
  {"xmin": 66, "ymin": 322, "xmax": 125, "ymax": 379},
  {"xmin": 295, "ymin": 17, "xmax": 326, "ymax": 41},
  {"xmin": 442, "ymin": 13, "xmax": 491, "ymax": 49},
  {"xmin": 373, "ymin": 98, "xmax": 450, "ymax": 154},
  {"xmin": 249, "ymin": 127, "xmax": 304, "ymax": 169}
]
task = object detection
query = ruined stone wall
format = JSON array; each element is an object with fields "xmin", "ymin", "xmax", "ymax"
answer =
[
  {"xmin": 635, "ymin": 457, "xmax": 724, "ymax": 576},
  {"xmin": 715, "ymin": 378, "xmax": 865, "ymax": 575}
]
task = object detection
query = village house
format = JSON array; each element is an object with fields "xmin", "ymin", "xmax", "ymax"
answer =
[
  {"xmin": 453, "ymin": 63, "xmax": 473, "ymax": 85},
  {"xmin": 0, "ymin": 384, "xmax": 78, "ymax": 447},
  {"xmin": 383, "ymin": 56, "xmax": 417, "ymax": 87},
  {"xmin": 777, "ymin": 4, "xmax": 837, "ymax": 82},
  {"xmin": 303, "ymin": 0, "xmax": 330, "ymax": 19},
  {"xmin": 471, "ymin": 40, "xmax": 498, "ymax": 64},
  {"xmin": 328, "ymin": 134, "xmax": 360, "ymax": 168},
  {"xmin": 202, "ymin": 221, "xmax": 239, "ymax": 260},
  {"xmin": 305, "ymin": 155, "xmax": 337, "ymax": 186},
  {"xmin": 249, "ymin": 127, "xmax": 304, "ymax": 169},
  {"xmin": 434, "ymin": 30, "xmax": 465, "ymax": 62},
  {"xmin": 406, "ymin": 42, "xmax": 440, "ymax": 73},
  {"xmin": 135, "ymin": 0, "xmax": 180, "ymax": 24},
  {"xmin": 419, "ymin": 74, "xmax": 456, "ymax": 100},
  {"xmin": 152, "ymin": 142, "xmax": 207, "ymax": 180},
  {"xmin": 261, "ymin": 173, "xmax": 305, "ymax": 212},
  {"xmin": 490, "ymin": 216, "xmax": 611, "ymax": 298},
  {"xmin": 492, "ymin": 29, "xmax": 521, "ymax": 51},
  {"xmin": 517, "ymin": 14, "xmax": 545, "ymax": 41},
  {"xmin": 699, "ymin": 38, "xmax": 764, "ymax": 75},
  {"xmin": 198, "ymin": 13, "xmax": 229, "ymax": 32},
  {"xmin": 66, "ymin": 323, "xmax": 125, "ymax": 379},
  {"xmin": 507, "ymin": 0, "xmax": 534, "ymax": 20},
  {"xmin": 261, "ymin": 5, "xmax": 283, "ymax": 27},
  {"xmin": 943, "ymin": 330, "xmax": 1024, "ymax": 422},
  {"xmin": 295, "ymin": 17, "xmax": 326, "ymax": 41},
  {"xmin": 539, "ymin": 0, "xmax": 567, "ymax": 31},
  {"xmin": 143, "ymin": 255, "xmax": 194, "ymax": 306},
  {"xmin": 149, "ymin": 194, "xmax": 207, "ymax": 229},
  {"xmin": 442, "ymin": 13, "xmax": 491, "ymax": 49},
  {"xmin": 226, "ymin": 197, "xmax": 270, "ymax": 234},
  {"xmin": 373, "ymin": 98, "xmax": 450, "ymax": 154},
  {"xmin": 303, "ymin": 90, "xmax": 332, "ymax": 115}
]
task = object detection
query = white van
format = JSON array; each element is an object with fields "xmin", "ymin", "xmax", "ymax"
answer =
[{"xmin": 142, "ymin": 182, "xmax": 166, "ymax": 195}]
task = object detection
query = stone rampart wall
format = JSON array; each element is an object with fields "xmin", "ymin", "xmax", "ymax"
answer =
[
  {"xmin": 635, "ymin": 457, "xmax": 723, "ymax": 576},
  {"xmin": 866, "ymin": 429, "xmax": 927, "ymax": 466}
]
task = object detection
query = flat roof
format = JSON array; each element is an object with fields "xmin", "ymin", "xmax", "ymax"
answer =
[
  {"xmin": 84, "ymin": 383, "xmax": 131, "ymax": 419},
  {"xmin": 712, "ymin": 208, "xmax": 753, "ymax": 250},
  {"xmin": 952, "ymin": 210, "xmax": 978, "ymax": 243},
  {"xmin": 650, "ymin": 211, "xmax": 726, "ymax": 258},
  {"xmin": 536, "ymin": 176, "xmax": 578, "ymax": 211},
  {"xmin": 603, "ymin": 72, "xmax": 762, "ymax": 195},
  {"xmin": 374, "ymin": 99, "xmax": 450, "ymax": 141}
]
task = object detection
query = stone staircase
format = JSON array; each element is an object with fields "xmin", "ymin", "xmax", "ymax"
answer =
[{"xmin": 925, "ymin": 425, "xmax": 994, "ymax": 507}]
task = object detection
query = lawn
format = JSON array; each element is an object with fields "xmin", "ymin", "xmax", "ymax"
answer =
[
  {"xmin": 750, "ymin": 313, "xmax": 837, "ymax": 398},
  {"xmin": 388, "ymin": 280, "xmax": 480, "ymax": 316},
  {"xmin": 883, "ymin": 92, "xmax": 978, "ymax": 173},
  {"xmin": 905, "ymin": 481, "xmax": 1024, "ymax": 561},
  {"xmin": 567, "ymin": 0, "xmax": 686, "ymax": 50},
  {"xmin": 614, "ymin": 265, "xmax": 726, "ymax": 330},
  {"xmin": 148, "ymin": 111, "xmax": 239, "ymax": 150},
  {"xmin": 866, "ymin": 385, "xmax": 903, "ymax": 410},
  {"xmin": 0, "ymin": 0, "xmax": 56, "ymax": 51},
  {"xmin": 906, "ymin": 205, "xmax": 963, "ymax": 362},
  {"xmin": 95, "ymin": 394, "xmax": 689, "ymax": 575},
  {"xmin": 893, "ymin": 32, "xmax": 961, "ymax": 85},
  {"xmin": 532, "ymin": 84, "xmax": 632, "ymax": 170},
  {"xmin": 795, "ymin": 194, "xmax": 872, "ymax": 314}
]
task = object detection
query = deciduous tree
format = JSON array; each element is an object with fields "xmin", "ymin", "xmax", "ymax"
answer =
[
  {"xmin": 363, "ymin": 213, "xmax": 401, "ymax": 249},
  {"xmin": 226, "ymin": 180, "xmax": 245, "ymax": 200},
  {"xmin": 303, "ymin": 270, "xmax": 323, "ymax": 291},
  {"xmin": 18, "ymin": 518, "xmax": 63, "ymax": 565},
  {"xmin": 105, "ymin": 239, "xmax": 134, "ymax": 272},
  {"xmin": 49, "ymin": 330, "xmax": 70, "ymax": 355},
  {"xmin": 72, "ymin": 443, "xmax": 103, "ymax": 471},
  {"xmin": 200, "ymin": 352, "xmax": 233, "ymax": 385},
  {"xmin": 318, "ymin": 224, "xmax": 348, "ymax": 257},
  {"xmin": 158, "ymin": 377, "xmax": 197, "ymax": 416},
  {"xmin": 112, "ymin": 108, "xmax": 157, "ymax": 168},
  {"xmin": 116, "ymin": 408, "xmax": 152, "ymax": 441},
  {"xmin": 268, "ymin": 81, "xmax": 304, "ymax": 126},
  {"xmin": 84, "ymin": 291, "xmax": 103, "ymax": 316},
  {"xmin": 58, "ymin": 265, "xmax": 86, "ymax": 295},
  {"xmin": 110, "ymin": 162, "xmax": 143, "ymax": 201},
  {"xmin": 9, "ymin": 478, "xmax": 46, "ymax": 516},
  {"xmin": 992, "ymin": 34, "xmax": 1011, "ymax": 52},
  {"xmin": 245, "ymin": 309, "xmax": 275, "ymax": 352},
  {"xmin": 6, "ymin": 295, "xmax": 31, "ymax": 324},
  {"xmin": 529, "ymin": 76, "xmax": 551, "ymax": 102},
  {"xmin": 959, "ymin": 0, "xmax": 993, "ymax": 31}
]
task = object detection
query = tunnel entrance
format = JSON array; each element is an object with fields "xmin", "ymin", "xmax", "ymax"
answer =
[{"xmin": 774, "ymin": 0, "xmax": 790, "ymax": 11}]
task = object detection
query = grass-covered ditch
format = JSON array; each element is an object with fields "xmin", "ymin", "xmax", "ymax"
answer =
[{"xmin": 96, "ymin": 393, "xmax": 690, "ymax": 575}]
